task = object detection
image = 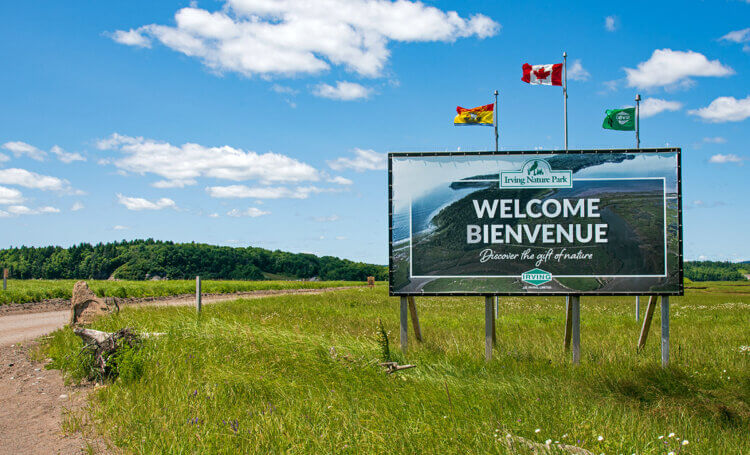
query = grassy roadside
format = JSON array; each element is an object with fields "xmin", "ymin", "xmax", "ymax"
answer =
[
  {"xmin": 43, "ymin": 286, "xmax": 749, "ymax": 454},
  {"xmin": 0, "ymin": 279, "xmax": 371, "ymax": 305}
]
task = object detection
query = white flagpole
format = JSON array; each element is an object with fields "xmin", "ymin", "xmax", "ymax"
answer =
[
  {"xmin": 635, "ymin": 94, "xmax": 641, "ymax": 149},
  {"xmin": 563, "ymin": 52, "xmax": 568, "ymax": 151},
  {"xmin": 494, "ymin": 90, "xmax": 499, "ymax": 152},
  {"xmin": 562, "ymin": 51, "xmax": 573, "ymax": 355},
  {"xmin": 494, "ymin": 89, "xmax": 499, "ymax": 319},
  {"xmin": 635, "ymin": 93, "xmax": 641, "ymax": 321}
]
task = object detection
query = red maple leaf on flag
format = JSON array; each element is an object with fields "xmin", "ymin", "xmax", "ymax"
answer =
[{"xmin": 533, "ymin": 67, "xmax": 550, "ymax": 80}]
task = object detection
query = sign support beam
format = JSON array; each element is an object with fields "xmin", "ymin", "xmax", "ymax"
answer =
[
  {"xmin": 485, "ymin": 296, "xmax": 495, "ymax": 361},
  {"xmin": 637, "ymin": 295, "xmax": 658, "ymax": 350},
  {"xmin": 635, "ymin": 296, "xmax": 640, "ymax": 322},
  {"xmin": 661, "ymin": 295, "xmax": 669, "ymax": 368},
  {"xmin": 407, "ymin": 297, "xmax": 422, "ymax": 342},
  {"xmin": 571, "ymin": 296, "xmax": 580, "ymax": 364},
  {"xmin": 564, "ymin": 297, "xmax": 573, "ymax": 350},
  {"xmin": 400, "ymin": 296, "xmax": 408, "ymax": 352}
]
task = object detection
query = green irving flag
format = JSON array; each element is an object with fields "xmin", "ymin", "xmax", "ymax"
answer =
[{"xmin": 602, "ymin": 107, "xmax": 636, "ymax": 131}]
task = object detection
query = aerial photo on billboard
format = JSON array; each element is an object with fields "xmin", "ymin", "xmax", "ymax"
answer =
[{"xmin": 389, "ymin": 149, "xmax": 683, "ymax": 296}]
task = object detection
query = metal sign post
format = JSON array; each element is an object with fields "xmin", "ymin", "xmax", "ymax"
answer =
[
  {"xmin": 635, "ymin": 93, "xmax": 642, "ymax": 322},
  {"xmin": 661, "ymin": 295, "xmax": 669, "ymax": 367},
  {"xmin": 195, "ymin": 276, "xmax": 202, "ymax": 314},
  {"xmin": 571, "ymin": 296, "xmax": 580, "ymax": 365},
  {"xmin": 485, "ymin": 296, "xmax": 496, "ymax": 361}
]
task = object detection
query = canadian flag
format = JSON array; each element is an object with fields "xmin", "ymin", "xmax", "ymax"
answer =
[{"xmin": 522, "ymin": 63, "xmax": 563, "ymax": 86}]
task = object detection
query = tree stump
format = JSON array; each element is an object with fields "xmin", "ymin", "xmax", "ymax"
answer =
[{"xmin": 70, "ymin": 281, "xmax": 118, "ymax": 325}]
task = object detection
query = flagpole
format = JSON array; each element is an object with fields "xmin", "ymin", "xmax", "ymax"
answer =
[
  {"xmin": 635, "ymin": 94, "xmax": 641, "ymax": 149},
  {"xmin": 563, "ymin": 52, "xmax": 568, "ymax": 151},
  {"xmin": 494, "ymin": 90, "xmax": 499, "ymax": 152},
  {"xmin": 562, "ymin": 51, "xmax": 573, "ymax": 355},
  {"xmin": 494, "ymin": 89, "xmax": 499, "ymax": 319},
  {"xmin": 634, "ymin": 93, "xmax": 641, "ymax": 322}
]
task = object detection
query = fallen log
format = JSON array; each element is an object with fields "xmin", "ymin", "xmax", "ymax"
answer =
[
  {"xmin": 72, "ymin": 328, "xmax": 162, "ymax": 380},
  {"xmin": 379, "ymin": 361, "xmax": 416, "ymax": 374},
  {"xmin": 73, "ymin": 328, "xmax": 164, "ymax": 345}
]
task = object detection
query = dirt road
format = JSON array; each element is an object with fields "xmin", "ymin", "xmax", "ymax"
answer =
[{"xmin": 0, "ymin": 287, "xmax": 355, "ymax": 347}]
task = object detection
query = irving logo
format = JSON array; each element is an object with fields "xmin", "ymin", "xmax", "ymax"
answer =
[
  {"xmin": 500, "ymin": 159, "xmax": 572, "ymax": 189},
  {"xmin": 521, "ymin": 268, "xmax": 552, "ymax": 286}
]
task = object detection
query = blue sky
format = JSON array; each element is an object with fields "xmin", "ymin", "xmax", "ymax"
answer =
[{"xmin": 1, "ymin": 0, "xmax": 749, "ymax": 264}]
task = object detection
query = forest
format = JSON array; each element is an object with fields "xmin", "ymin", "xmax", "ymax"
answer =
[
  {"xmin": 0, "ymin": 239, "xmax": 388, "ymax": 281},
  {"xmin": 684, "ymin": 260, "xmax": 748, "ymax": 282}
]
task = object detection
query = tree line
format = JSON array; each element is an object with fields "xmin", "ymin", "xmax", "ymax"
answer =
[
  {"xmin": 684, "ymin": 260, "xmax": 748, "ymax": 282},
  {"xmin": 0, "ymin": 239, "xmax": 388, "ymax": 282}
]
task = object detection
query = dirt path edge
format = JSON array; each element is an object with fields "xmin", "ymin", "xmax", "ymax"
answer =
[{"xmin": 0, "ymin": 285, "xmax": 365, "ymax": 316}]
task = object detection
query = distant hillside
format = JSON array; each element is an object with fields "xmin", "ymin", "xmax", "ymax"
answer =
[
  {"xmin": 0, "ymin": 239, "xmax": 387, "ymax": 282},
  {"xmin": 684, "ymin": 260, "xmax": 748, "ymax": 282}
]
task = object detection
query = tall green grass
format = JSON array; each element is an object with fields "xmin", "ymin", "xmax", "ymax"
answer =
[
  {"xmin": 0, "ymin": 279, "xmax": 368, "ymax": 305},
  {"xmin": 44, "ymin": 285, "xmax": 749, "ymax": 454}
]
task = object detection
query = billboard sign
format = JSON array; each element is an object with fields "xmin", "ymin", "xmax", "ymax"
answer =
[{"xmin": 388, "ymin": 149, "xmax": 683, "ymax": 296}]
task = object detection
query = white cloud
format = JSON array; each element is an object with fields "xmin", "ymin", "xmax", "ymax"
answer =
[
  {"xmin": 272, "ymin": 84, "xmax": 298, "ymax": 95},
  {"xmin": 113, "ymin": 225, "xmax": 130, "ymax": 230},
  {"xmin": 108, "ymin": 1, "xmax": 498, "ymax": 79},
  {"xmin": 688, "ymin": 95, "xmax": 750, "ymax": 122},
  {"xmin": 328, "ymin": 148, "xmax": 386, "ymax": 172},
  {"xmin": 312, "ymin": 81, "xmax": 372, "ymax": 100},
  {"xmin": 604, "ymin": 16, "xmax": 617, "ymax": 32},
  {"xmin": 152, "ymin": 179, "xmax": 197, "ymax": 188},
  {"xmin": 2, "ymin": 142, "xmax": 85, "ymax": 164},
  {"xmin": 601, "ymin": 79, "xmax": 620, "ymax": 93},
  {"xmin": 97, "ymin": 133, "xmax": 319, "ymax": 184},
  {"xmin": 208, "ymin": 213, "xmax": 219, "ymax": 218},
  {"xmin": 71, "ymin": 201, "xmax": 85, "ymax": 211},
  {"xmin": 688, "ymin": 200, "xmax": 725, "ymax": 209},
  {"xmin": 5, "ymin": 205, "xmax": 60, "ymax": 216},
  {"xmin": 639, "ymin": 98, "xmax": 683, "ymax": 118},
  {"xmin": 335, "ymin": 236, "xmax": 347, "ymax": 240},
  {"xmin": 709, "ymin": 154, "xmax": 744, "ymax": 164},
  {"xmin": 50, "ymin": 145, "xmax": 86, "ymax": 163},
  {"xmin": 109, "ymin": 29, "xmax": 152, "ymax": 48},
  {"xmin": 313, "ymin": 215, "xmax": 339, "ymax": 222},
  {"xmin": 227, "ymin": 207, "xmax": 270, "ymax": 217},
  {"xmin": 0, "ymin": 153, "xmax": 8, "ymax": 163},
  {"xmin": 117, "ymin": 194, "xmax": 177, "ymax": 210},
  {"xmin": 206, "ymin": 185, "xmax": 337, "ymax": 199},
  {"xmin": 0, "ymin": 186, "xmax": 23, "ymax": 205},
  {"xmin": 327, "ymin": 176, "xmax": 353, "ymax": 185},
  {"xmin": 702, "ymin": 136, "xmax": 727, "ymax": 144},
  {"xmin": 0, "ymin": 168, "xmax": 73, "ymax": 192},
  {"xmin": 1, "ymin": 141, "xmax": 47, "ymax": 161},
  {"xmin": 720, "ymin": 28, "xmax": 750, "ymax": 52},
  {"xmin": 624, "ymin": 49, "xmax": 734, "ymax": 89},
  {"xmin": 567, "ymin": 59, "xmax": 590, "ymax": 81}
]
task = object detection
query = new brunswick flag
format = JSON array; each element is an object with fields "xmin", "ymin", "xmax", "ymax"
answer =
[{"xmin": 454, "ymin": 103, "xmax": 495, "ymax": 126}]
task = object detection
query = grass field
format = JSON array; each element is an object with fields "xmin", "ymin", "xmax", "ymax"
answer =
[
  {"xmin": 0, "ymin": 279, "xmax": 367, "ymax": 305},
  {"xmin": 42, "ymin": 283, "xmax": 749, "ymax": 454}
]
